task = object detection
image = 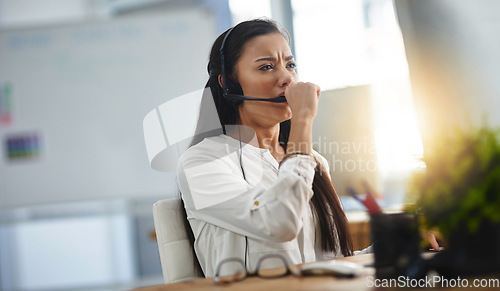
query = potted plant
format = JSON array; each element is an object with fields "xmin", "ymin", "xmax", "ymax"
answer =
[{"xmin": 407, "ymin": 124, "xmax": 500, "ymax": 276}]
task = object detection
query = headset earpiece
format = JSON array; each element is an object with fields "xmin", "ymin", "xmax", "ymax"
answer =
[{"xmin": 225, "ymin": 76, "xmax": 244, "ymax": 97}]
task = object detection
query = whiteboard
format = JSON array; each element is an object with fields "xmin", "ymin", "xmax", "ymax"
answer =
[{"xmin": 0, "ymin": 8, "xmax": 217, "ymax": 208}]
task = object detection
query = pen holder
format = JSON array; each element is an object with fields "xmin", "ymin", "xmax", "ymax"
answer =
[{"xmin": 370, "ymin": 212, "xmax": 423, "ymax": 279}]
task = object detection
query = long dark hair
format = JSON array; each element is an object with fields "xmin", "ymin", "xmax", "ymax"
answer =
[{"xmin": 184, "ymin": 19, "xmax": 353, "ymax": 273}]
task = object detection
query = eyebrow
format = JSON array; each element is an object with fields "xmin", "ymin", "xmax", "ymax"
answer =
[{"xmin": 255, "ymin": 55, "xmax": 294, "ymax": 62}]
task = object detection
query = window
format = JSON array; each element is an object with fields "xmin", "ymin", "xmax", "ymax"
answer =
[{"xmin": 292, "ymin": 0, "xmax": 423, "ymax": 204}]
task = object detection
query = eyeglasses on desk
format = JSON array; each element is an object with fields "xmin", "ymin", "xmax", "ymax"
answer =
[{"xmin": 213, "ymin": 254, "xmax": 298, "ymax": 285}]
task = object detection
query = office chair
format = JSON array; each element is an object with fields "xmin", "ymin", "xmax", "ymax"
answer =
[
  {"xmin": 144, "ymin": 90, "xmax": 216, "ymax": 283},
  {"xmin": 152, "ymin": 198, "xmax": 203, "ymax": 283}
]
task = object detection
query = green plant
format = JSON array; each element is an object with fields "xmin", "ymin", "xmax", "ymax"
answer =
[{"xmin": 407, "ymin": 125, "xmax": 500, "ymax": 239}]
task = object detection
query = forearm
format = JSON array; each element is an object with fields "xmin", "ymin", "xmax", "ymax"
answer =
[
  {"xmin": 178, "ymin": 149, "xmax": 316, "ymax": 242},
  {"xmin": 181, "ymin": 166, "xmax": 315, "ymax": 242},
  {"xmin": 286, "ymin": 118, "xmax": 314, "ymax": 154}
]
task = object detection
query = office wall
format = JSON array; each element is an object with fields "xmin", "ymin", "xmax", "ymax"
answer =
[{"xmin": 0, "ymin": 8, "xmax": 218, "ymax": 208}]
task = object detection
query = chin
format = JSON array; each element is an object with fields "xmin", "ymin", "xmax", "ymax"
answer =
[{"xmin": 280, "ymin": 110, "xmax": 292, "ymax": 122}]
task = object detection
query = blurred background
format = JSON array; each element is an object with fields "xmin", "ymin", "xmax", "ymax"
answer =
[{"xmin": 1, "ymin": 0, "xmax": 499, "ymax": 290}]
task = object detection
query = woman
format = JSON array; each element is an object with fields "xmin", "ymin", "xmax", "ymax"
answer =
[{"xmin": 177, "ymin": 18, "xmax": 358, "ymax": 277}]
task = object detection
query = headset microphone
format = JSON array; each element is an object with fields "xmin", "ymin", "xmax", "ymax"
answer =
[
  {"xmin": 224, "ymin": 93, "xmax": 287, "ymax": 103},
  {"xmin": 220, "ymin": 26, "xmax": 287, "ymax": 104}
]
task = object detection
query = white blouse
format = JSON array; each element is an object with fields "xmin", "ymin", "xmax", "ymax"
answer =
[{"xmin": 177, "ymin": 134, "xmax": 343, "ymax": 277}]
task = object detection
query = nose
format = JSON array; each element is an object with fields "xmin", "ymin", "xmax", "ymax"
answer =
[{"xmin": 277, "ymin": 66, "xmax": 294, "ymax": 88}]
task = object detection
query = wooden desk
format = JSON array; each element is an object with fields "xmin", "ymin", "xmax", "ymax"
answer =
[
  {"xmin": 133, "ymin": 253, "xmax": 499, "ymax": 291},
  {"xmin": 349, "ymin": 219, "xmax": 371, "ymax": 250},
  {"xmin": 133, "ymin": 255, "xmax": 374, "ymax": 291}
]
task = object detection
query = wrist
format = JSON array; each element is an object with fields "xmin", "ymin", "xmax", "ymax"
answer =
[
  {"xmin": 290, "ymin": 118, "xmax": 314, "ymax": 131},
  {"xmin": 291, "ymin": 114, "xmax": 315, "ymax": 124}
]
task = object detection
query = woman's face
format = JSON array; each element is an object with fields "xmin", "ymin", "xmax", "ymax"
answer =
[{"xmin": 234, "ymin": 33, "xmax": 297, "ymax": 128}]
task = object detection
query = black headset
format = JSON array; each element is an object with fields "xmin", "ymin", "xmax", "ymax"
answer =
[{"xmin": 219, "ymin": 26, "xmax": 287, "ymax": 104}]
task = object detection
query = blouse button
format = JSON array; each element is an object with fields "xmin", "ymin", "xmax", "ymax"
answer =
[{"xmin": 254, "ymin": 201, "xmax": 259, "ymax": 206}]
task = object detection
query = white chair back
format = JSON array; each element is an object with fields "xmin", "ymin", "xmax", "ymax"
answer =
[{"xmin": 152, "ymin": 198, "xmax": 203, "ymax": 283}]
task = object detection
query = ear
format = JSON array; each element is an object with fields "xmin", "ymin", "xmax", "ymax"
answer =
[{"xmin": 218, "ymin": 74, "xmax": 223, "ymax": 88}]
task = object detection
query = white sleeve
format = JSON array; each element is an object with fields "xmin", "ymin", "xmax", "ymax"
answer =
[
  {"xmin": 312, "ymin": 150, "xmax": 331, "ymax": 179},
  {"xmin": 354, "ymin": 244, "xmax": 374, "ymax": 255},
  {"xmin": 178, "ymin": 151, "xmax": 316, "ymax": 242}
]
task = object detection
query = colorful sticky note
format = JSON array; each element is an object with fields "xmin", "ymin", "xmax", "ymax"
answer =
[
  {"xmin": 0, "ymin": 82, "xmax": 13, "ymax": 126},
  {"xmin": 4, "ymin": 132, "xmax": 41, "ymax": 162}
]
